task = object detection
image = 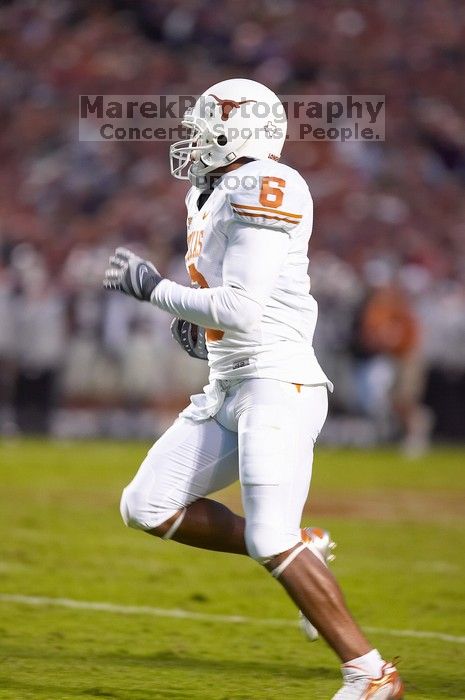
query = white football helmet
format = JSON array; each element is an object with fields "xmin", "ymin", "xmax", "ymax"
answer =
[{"xmin": 170, "ymin": 78, "xmax": 287, "ymax": 188}]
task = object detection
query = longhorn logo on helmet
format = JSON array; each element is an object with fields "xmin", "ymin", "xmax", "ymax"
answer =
[{"xmin": 209, "ymin": 94, "xmax": 257, "ymax": 121}]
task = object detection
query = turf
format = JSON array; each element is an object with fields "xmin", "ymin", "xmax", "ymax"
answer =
[{"xmin": 0, "ymin": 440, "xmax": 464, "ymax": 699}]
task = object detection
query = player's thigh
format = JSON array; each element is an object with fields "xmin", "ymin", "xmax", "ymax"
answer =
[
  {"xmin": 237, "ymin": 380, "xmax": 328, "ymax": 559},
  {"xmin": 121, "ymin": 416, "xmax": 238, "ymax": 530}
]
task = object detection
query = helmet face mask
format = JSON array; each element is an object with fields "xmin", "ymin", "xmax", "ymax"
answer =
[
  {"xmin": 169, "ymin": 114, "xmax": 212, "ymax": 181},
  {"xmin": 169, "ymin": 78, "xmax": 287, "ymax": 189},
  {"xmin": 170, "ymin": 112, "xmax": 237, "ymax": 187}
]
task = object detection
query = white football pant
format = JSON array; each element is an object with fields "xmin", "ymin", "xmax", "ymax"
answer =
[{"xmin": 120, "ymin": 379, "xmax": 328, "ymax": 561}]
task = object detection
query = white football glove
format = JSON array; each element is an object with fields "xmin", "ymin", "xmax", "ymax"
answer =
[
  {"xmin": 170, "ymin": 318, "xmax": 208, "ymax": 360},
  {"xmin": 103, "ymin": 247, "xmax": 162, "ymax": 301}
]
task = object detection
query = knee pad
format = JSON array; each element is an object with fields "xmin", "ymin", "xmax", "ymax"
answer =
[
  {"xmin": 244, "ymin": 521, "xmax": 300, "ymax": 563},
  {"xmin": 120, "ymin": 486, "xmax": 150, "ymax": 530},
  {"xmin": 119, "ymin": 485, "xmax": 181, "ymax": 532}
]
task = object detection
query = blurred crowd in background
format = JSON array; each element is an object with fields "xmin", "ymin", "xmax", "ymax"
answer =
[{"xmin": 1, "ymin": 0, "xmax": 465, "ymax": 448}]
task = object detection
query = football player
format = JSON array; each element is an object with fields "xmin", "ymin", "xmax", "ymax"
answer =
[{"xmin": 104, "ymin": 78, "xmax": 403, "ymax": 700}]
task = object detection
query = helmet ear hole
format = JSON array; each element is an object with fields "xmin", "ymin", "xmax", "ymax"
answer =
[{"xmin": 216, "ymin": 134, "xmax": 228, "ymax": 146}]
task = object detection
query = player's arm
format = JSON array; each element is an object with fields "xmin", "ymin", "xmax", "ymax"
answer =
[
  {"xmin": 103, "ymin": 225, "xmax": 289, "ymax": 334},
  {"xmin": 104, "ymin": 170, "xmax": 304, "ymax": 332},
  {"xmin": 102, "ymin": 252, "xmax": 207, "ymax": 358},
  {"xmin": 151, "ymin": 222, "xmax": 289, "ymax": 332}
]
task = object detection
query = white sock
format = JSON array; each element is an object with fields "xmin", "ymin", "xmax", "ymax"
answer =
[{"xmin": 344, "ymin": 649, "xmax": 384, "ymax": 678}]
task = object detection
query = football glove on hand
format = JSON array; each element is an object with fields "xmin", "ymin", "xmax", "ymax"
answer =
[
  {"xmin": 171, "ymin": 318, "xmax": 208, "ymax": 360},
  {"xmin": 103, "ymin": 247, "xmax": 162, "ymax": 301}
]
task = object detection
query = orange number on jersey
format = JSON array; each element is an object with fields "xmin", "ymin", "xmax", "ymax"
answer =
[
  {"xmin": 259, "ymin": 177, "xmax": 286, "ymax": 208},
  {"xmin": 188, "ymin": 264, "xmax": 224, "ymax": 342}
]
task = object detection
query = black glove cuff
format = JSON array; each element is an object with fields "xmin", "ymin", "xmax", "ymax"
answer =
[{"xmin": 141, "ymin": 271, "xmax": 162, "ymax": 301}]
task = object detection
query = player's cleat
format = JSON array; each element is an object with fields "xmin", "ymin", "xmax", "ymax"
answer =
[
  {"xmin": 301, "ymin": 526, "xmax": 336, "ymax": 563},
  {"xmin": 298, "ymin": 526, "xmax": 336, "ymax": 641},
  {"xmin": 332, "ymin": 661, "xmax": 404, "ymax": 700}
]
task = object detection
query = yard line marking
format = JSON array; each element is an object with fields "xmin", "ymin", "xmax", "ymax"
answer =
[
  {"xmin": 363, "ymin": 626, "xmax": 465, "ymax": 644},
  {"xmin": 0, "ymin": 594, "xmax": 294, "ymax": 627},
  {"xmin": 1, "ymin": 593, "xmax": 464, "ymax": 645}
]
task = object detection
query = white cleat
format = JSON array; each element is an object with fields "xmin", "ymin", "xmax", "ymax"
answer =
[
  {"xmin": 298, "ymin": 526, "xmax": 336, "ymax": 641},
  {"xmin": 332, "ymin": 661, "xmax": 404, "ymax": 700}
]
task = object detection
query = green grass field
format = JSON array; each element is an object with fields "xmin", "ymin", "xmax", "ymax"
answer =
[{"xmin": 1, "ymin": 440, "xmax": 464, "ymax": 700}]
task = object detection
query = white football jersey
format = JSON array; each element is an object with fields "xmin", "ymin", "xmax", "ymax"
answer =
[{"xmin": 182, "ymin": 159, "xmax": 331, "ymax": 387}]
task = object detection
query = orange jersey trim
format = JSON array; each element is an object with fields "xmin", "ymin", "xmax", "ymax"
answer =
[
  {"xmin": 230, "ymin": 201, "xmax": 302, "ymax": 219},
  {"xmin": 231, "ymin": 208, "xmax": 300, "ymax": 225}
]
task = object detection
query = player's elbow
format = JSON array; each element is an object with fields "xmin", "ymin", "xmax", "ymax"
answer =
[
  {"xmin": 237, "ymin": 304, "xmax": 263, "ymax": 333},
  {"xmin": 212, "ymin": 287, "xmax": 263, "ymax": 333},
  {"xmin": 225, "ymin": 298, "xmax": 263, "ymax": 333}
]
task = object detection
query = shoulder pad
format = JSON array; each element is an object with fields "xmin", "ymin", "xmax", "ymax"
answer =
[{"xmin": 225, "ymin": 161, "xmax": 309, "ymax": 233}]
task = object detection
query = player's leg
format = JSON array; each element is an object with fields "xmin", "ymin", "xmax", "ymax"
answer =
[
  {"xmin": 237, "ymin": 380, "xmax": 399, "ymax": 689},
  {"xmin": 120, "ymin": 385, "xmax": 330, "ymax": 558},
  {"xmin": 156, "ymin": 496, "xmax": 247, "ymax": 554},
  {"xmin": 270, "ymin": 548, "xmax": 403, "ymax": 699},
  {"xmin": 270, "ymin": 546, "xmax": 371, "ymax": 660},
  {"xmin": 120, "ymin": 415, "xmax": 248, "ymax": 554}
]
